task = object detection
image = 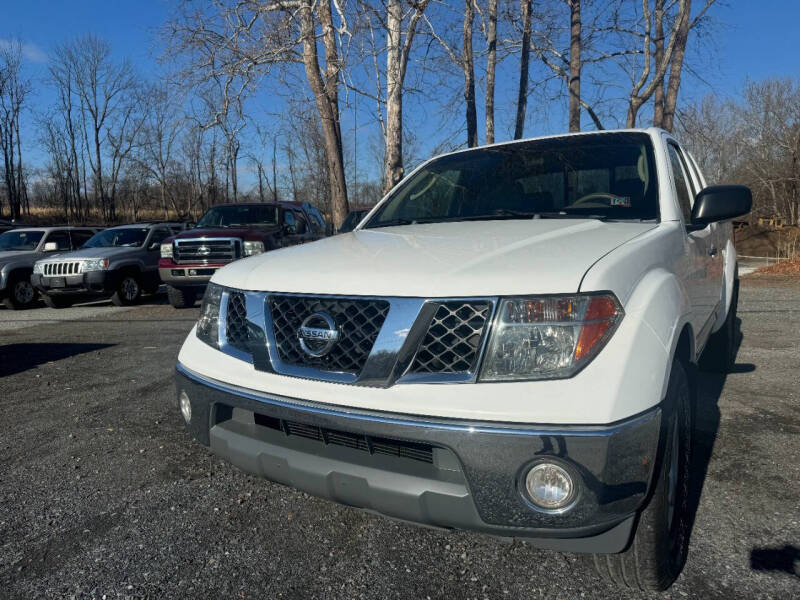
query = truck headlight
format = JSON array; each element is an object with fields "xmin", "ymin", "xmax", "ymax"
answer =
[
  {"xmin": 81, "ymin": 258, "xmax": 110, "ymax": 272},
  {"xmin": 196, "ymin": 283, "xmax": 223, "ymax": 347},
  {"xmin": 33, "ymin": 262, "xmax": 44, "ymax": 275},
  {"xmin": 243, "ymin": 240, "xmax": 264, "ymax": 256},
  {"xmin": 479, "ymin": 293, "xmax": 623, "ymax": 381},
  {"xmin": 160, "ymin": 243, "xmax": 173, "ymax": 258}
]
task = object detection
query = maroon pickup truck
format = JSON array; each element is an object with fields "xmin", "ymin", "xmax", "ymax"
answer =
[{"xmin": 159, "ymin": 202, "xmax": 327, "ymax": 307}]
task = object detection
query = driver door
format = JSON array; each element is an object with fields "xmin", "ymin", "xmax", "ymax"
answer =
[{"xmin": 666, "ymin": 142, "xmax": 717, "ymax": 347}]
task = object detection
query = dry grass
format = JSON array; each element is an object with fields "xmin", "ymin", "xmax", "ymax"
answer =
[
  {"xmin": 754, "ymin": 259, "xmax": 800, "ymax": 276},
  {"xmin": 9, "ymin": 206, "xmax": 185, "ymax": 226}
]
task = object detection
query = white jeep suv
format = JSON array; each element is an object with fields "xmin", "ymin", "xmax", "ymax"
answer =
[{"xmin": 174, "ymin": 129, "xmax": 751, "ymax": 591}]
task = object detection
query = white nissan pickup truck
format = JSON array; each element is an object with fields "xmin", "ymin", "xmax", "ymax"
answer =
[{"xmin": 174, "ymin": 129, "xmax": 751, "ymax": 591}]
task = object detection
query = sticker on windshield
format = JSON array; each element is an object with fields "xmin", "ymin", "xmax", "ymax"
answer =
[{"xmin": 611, "ymin": 196, "xmax": 631, "ymax": 207}]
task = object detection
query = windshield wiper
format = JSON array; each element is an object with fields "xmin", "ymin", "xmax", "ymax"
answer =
[{"xmin": 535, "ymin": 211, "xmax": 610, "ymax": 220}]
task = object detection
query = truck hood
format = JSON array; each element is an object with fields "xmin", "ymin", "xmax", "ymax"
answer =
[
  {"xmin": 40, "ymin": 246, "xmax": 141, "ymax": 261},
  {"xmin": 0, "ymin": 250, "xmax": 38, "ymax": 265},
  {"xmin": 174, "ymin": 226, "xmax": 280, "ymax": 240},
  {"xmin": 214, "ymin": 219, "xmax": 657, "ymax": 297}
]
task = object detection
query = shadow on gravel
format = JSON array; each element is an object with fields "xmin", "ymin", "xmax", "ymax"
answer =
[
  {"xmin": 0, "ymin": 342, "xmax": 114, "ymax": 377},
  {"xmin": 684, "ymin": 318, "xmax": 755, "ymax": 555},
  {"xmin": 750, "ymin": 545, "xmax": 800, "ymax": 578}
]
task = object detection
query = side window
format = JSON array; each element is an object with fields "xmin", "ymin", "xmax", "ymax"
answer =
[
  {"xmin": 148, "ymin": 228, "xmax": 170, "ymax": 245},
  {"xmin": 294, "ymin": 212, "xmax": 308, "ymax": 235},
  {"xmin": 283, "ymin": 210, "xmax": 296, "ymax": 231},
  {"xmin": 45, "ymin": 231, "xmax": 71, "ymax": 250},
  {"xmin": 70, "ymin": 230, "xmax": 93, "ymax": 249},
  {"xmin": 667, "ymin": 144, "xmax": 693, "ymax": 223}
]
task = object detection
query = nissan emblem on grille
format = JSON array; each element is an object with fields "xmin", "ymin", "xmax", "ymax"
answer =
[{"xmin": 298, "ymin": 312, "xmax": 340, "ymax": 357}]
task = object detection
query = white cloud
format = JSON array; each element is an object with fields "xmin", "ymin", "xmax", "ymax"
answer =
[{"xmin": 0, "ymin": 39, "xmax": 47, "ymax": 63}]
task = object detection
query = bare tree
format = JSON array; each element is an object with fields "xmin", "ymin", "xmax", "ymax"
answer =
[
  {"xmin": 661, "ymin": 0, "xmax": 716, "ymax": 131},
  {"xmin": 513, "ymin": 0, "xmax": 532, "ymax": 139},
  {"xmin": 138, "ymin": 84, "xmax": 185, "ymax": 219},
  {"xmin": 624, "ymin": 0, "xmax": 689, "ymax": 128},
  {"xmin": 167, "ymin": 0, "xmax": 351, "ymax": 227},
  {"xmin": 567, "ymin": 0, "xmax": 581, "ymax": 132},
  {"xmin": 463, "ymin": 0, "xmax": 478, "ymax": 147},
  {"xmin": 55, "ymin": 35, "xmax": 137, "ymax": 220},
  {"xmin": 382, "ymin": 0, "xmax": 431, "ymax": 193},
  {"xmin": 484, "ymin": 0, "xmax": 498, "ymax": 143},
  {"xmin": 0, "ymin": 40, "xmax": 31, "ymax": 220}
]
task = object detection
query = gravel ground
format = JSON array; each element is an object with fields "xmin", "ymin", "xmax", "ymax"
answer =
[
  {"xmin": 0, "ymin": 291, "xmax": 170, "ymax": 333},
  {"xmin": 0, "ymin": 278, "xmax": 798, "ymax": 599}
]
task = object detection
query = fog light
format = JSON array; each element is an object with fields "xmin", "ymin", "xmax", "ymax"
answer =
[
  {"xmin": 524, "ymin": 463, "xmax": 575, "ymax": 511},
  {"xmin": 179, "ymin": 390, "xmax": 192, "ymax": 423}
]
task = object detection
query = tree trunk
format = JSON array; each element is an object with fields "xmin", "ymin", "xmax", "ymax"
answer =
[
  {"xmin": 514, "ymin": 0, "xmax": 532, "ymax": 139},
  {"xmin": 300, "ymin": 0, "xmax": 349, "ymax": 227},
  {"xmin": 485, "ymin": 0, "xmax": 497, "ymax": 144},
  {"xmin": 567, "ymin": 0, "xmax": 581, "ymax": 132},
  {"xmin": 384, "ymin": 0, "xmax": 404, "ymax": 194},
  {"xmin": 652, "ymin": 0, "xmax": 665, "ymax": 127},
  {"xmin": 464, "ymin": 0, "xmax": 478, "ymax": 147},
  {"xmin": 662, "ymin": 0, "xmax": 692, "ymax": 132}
]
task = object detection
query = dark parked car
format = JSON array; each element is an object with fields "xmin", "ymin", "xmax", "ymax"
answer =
[
  {"xmin": 32, "ymin": 223, "xmax": 183, "ymax": 308},
  {"xmin": 159, "ymin": 202, "xmax": 328, "ymax": 308},
  {"xmin": 0, "ymin": 226, "xmax": 98, "ymax": 309}
]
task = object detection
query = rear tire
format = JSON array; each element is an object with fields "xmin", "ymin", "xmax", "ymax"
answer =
[
  {"xmin": 42, "ymin": 294, "xmax": 74, "ymax": 309},
  {"xmin": 3, "ymin": 274, "xmax": 37, "ymax": 310},
  {"xmin": 167, "ymin": 285, "xmax": 196, "ymax": 309},
  {"xmin": 111, "ymin": 273, "xmax": 142, "ymax": 306},
  {"xmin": 590, "ymin": 358, "xmax": 692, "ymax": 591},
  {"xmin": 700, "ymin": 278, "xmax": 738, "ymax": 373}
]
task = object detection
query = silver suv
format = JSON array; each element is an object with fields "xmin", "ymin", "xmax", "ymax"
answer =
[
  {"xmin": 0, "ymin": 227, "xmax": 97, "ymax": 309},
  {"xmin": 32, "ymin": 223, "xmax": 183, "ymax": 308}
]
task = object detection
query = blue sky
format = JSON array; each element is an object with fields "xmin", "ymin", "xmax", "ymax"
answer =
[{"xmin": 3, "ymin": 0, "xmax": 800, "ymax": 187}]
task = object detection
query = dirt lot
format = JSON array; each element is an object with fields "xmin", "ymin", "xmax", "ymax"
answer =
[{"xmin": 1, "ymin": 280, "xmax": 798, "ymax": 599}]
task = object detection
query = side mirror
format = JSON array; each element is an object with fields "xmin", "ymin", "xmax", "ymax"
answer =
[
  {"xmin": 283, "ymin": 223, "xmax": 297, "ymax": 235},
  {"xmin": 691, "ymin": 185, "xmax": 752, "ymax": 227},
  {"xmin": 43, "ymin": 242, "xmax": 59, "ymax": 252}
]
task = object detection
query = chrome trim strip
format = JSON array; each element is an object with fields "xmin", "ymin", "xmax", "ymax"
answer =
[
  {"xmin": 176, "ymin": 362, "xmax": 661, "ymax": 436},
  {"xmin": 212, "ymin": 289, "xmax": 500, "ymax": 387}
]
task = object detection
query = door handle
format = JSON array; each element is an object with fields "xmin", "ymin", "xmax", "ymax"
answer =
[{"xmin": 709, "ymin": 246, "xmax": 718, "ymax": 257}]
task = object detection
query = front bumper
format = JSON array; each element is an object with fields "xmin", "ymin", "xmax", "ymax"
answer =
[
  {"xmin": 31, "ymin": 271, "xmax": 119, "ymax": 296},
  {"xmin": 159, "ymin": 259, "xmax": 225, "ymax": 287},
  {"xmin": 175, "ymin": 364, "xmax": 662, "ymax": 552}
]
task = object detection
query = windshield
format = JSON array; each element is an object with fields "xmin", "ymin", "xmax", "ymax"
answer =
[
  {"xmin": 0, "ymin": 230, "xmax": 44, "ymax": 251},
  {"xmin": 196, "ymin": 205, "xmax": 278, "ymax": 228},
  {"xmin": 83, "ymin": 228, "xmax": 149, "ymax": 248},
  {"xmin": 364, "ymin": 133, "xmax": 659, "ymax": 228}
]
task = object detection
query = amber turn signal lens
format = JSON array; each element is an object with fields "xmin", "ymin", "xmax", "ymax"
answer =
[{"xmin": 574, "ymin": 296, "xmax": 620, "ymax": 361}]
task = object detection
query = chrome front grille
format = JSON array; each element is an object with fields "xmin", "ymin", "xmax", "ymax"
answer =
[
  {"xmin": 409, "ymin": 301, "xmax": 491, "ymax": 374},
  {"xmin": 43, "ymin": 262, "xmax": 82, "ymax": 276},
  {"xmin": 174, "ymin": 238, "xmax": 240, "ymax": 263},
  {"xmin": 215, "ymin": 289, "xmax": 496, "ymax": 386},
  {"xmin": 268, "ymin": 295, "xmax": 390, "ymax": 374}
]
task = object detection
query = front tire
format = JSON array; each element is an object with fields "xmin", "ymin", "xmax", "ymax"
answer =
[
  {"xmin": 3, "ymin": 274, "xmax": 37, "ymax": 310},
  {"xmin": 167, "ymin": 285, "xmax": 197, "ymax": 309},
  {"xmin": 700, "ymin": 278, "xmax": 739, "ymax": 373},
  {"xmin": 111, "ymin": 273, "xmax": 142, "ymax": 306},
  {"xmin": 590, "ymin": 358, "xmax": 692, "ymax": 591}
]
